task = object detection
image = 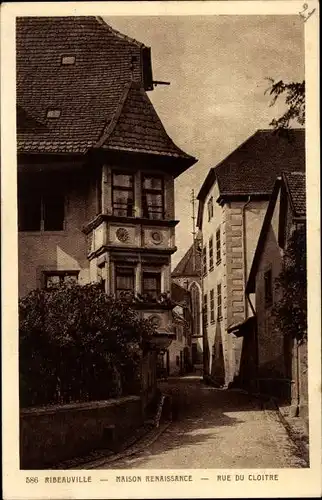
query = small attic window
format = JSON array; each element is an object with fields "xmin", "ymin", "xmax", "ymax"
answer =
[
  {"xmin": 47, "ymin": 109, "xmax": 61, "ymax": 119},
  {"xmin": 61, "ymin": 55, "xmax": 75, "ymax": 65}
]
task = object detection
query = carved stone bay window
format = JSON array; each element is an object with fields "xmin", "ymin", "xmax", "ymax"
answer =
[
  {"xmin": 112, "ymin": 172, "xmax": 134, "ymax": 217},
  {"xmin": 142, "ymin": 175, "xmax": 164, "ymax": 220}
]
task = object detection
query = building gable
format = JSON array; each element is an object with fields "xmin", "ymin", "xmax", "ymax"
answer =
[{"xmin": 197, "ymin": 129, "xmax": 305, "ymax": 231}]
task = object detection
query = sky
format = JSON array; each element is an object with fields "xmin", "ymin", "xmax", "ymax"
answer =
[{"xmin": 106, "ymin": 15, "xmax": 304, "ymax": 268}]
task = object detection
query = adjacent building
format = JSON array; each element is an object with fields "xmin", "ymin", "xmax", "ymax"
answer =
[
  {"xmin": 17, "ymin": 16, "xmax": 196, "ymax": 403},
  {"xmin": 156, "ymin": 282, "xmax": 193, "ymax": 377},
  {"xmin": 245, "ymin": 172, "xmax": 307, "ymax": 417},
  {"xmin": 172, "ymin": 238, "xmax": 203, "ymax": 368},
  {"xmin": 196, "ymin": 129, "xmax": 305, "ymax": 386}
]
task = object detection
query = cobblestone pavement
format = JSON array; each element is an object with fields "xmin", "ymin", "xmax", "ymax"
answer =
[{"xmin": 97, "ymin": 376, "xmax": 308, "ymax": 469}]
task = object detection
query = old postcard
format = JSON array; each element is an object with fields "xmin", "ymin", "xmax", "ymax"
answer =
[{"xmin": 1, "ymin": 1, "xmax": 321, "ymax": 498}]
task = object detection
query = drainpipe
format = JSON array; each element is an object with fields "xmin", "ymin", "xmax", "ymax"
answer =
[{"xmin": 294, "ymin": 338, "xmax": 300, "ymax": 416}]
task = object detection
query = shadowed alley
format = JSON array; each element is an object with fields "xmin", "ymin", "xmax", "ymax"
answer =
[{"xmin": 90, "ymin": 376, "xmax": 307, "ymax": 469}]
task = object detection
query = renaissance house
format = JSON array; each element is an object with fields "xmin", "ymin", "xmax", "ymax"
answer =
[{"xmin": 17, "ymin": 16, "xmax": 196, "ymax": 401}]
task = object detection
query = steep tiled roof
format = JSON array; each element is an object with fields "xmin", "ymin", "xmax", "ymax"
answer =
[
  {"xmin": 172, "ymin": 240, "xmax": 202, "ymax": 277},
  {"xmin": 283, "ymin": 172, "xmax": 306, "ymax": 217},
  {"xmin": 16, "ymin": 16, "xmax": 196, "ymax": 165},
  {"xmin": 98, "ymin": 82, "xmax": 193, "ymax": 159},
  {"xmin": 16, "ymin": 16, "xmax": 145, "ymax": 153},
  {"xmin": 197, "ymin": 129, "xmax": 305, "ymax": 201}
]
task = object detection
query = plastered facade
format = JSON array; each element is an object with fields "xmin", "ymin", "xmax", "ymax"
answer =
[{"xmin": 201, "ymin": 180, "xmax": 268, "ymax": 385}]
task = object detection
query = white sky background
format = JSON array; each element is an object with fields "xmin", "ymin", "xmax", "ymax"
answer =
[{"xmin": 106, "ymin": 15, "xmax": 304, "ymax": 268}]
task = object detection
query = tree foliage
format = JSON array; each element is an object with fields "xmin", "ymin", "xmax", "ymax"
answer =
[
  {"xmin": 272, "ymin": 225, "xmax": 307, "ymax": 343},
  {"xmin": 266, "ymin": 78, "xmax": 305, "ymax": 129},
  {"xmin": 19, "ymin": 283, "xmax": 156, "ymax": 407}
]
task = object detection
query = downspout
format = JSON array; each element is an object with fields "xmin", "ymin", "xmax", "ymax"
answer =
[{"xmin": 294, "ymin": 338, "xmax": 300, "ymax": 416}]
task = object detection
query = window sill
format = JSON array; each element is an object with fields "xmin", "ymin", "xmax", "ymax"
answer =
[
  {"xmin": 210, "ymin": 320, "xmax": 215, "ymax": 325},
  {"xmin": 209, "ymin": 266, "xmax": 214, "ymax": 272},
  {"xmin": 217, "ymin": 316, "xmax": 223, "ymax": 321},
  {"xmin": 216, "ymin": 259, "xmax": 221, "ymax": 266}
]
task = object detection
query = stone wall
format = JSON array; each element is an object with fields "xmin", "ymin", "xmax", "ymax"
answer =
[{"xmin": 20, "ymin": 396, "xmax": 143, "ymax": 469}]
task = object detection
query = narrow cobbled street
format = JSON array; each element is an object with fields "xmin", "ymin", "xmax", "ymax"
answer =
[{"xmin": 96, "ymin": 376, "xmax": 307, "ymax": 469}]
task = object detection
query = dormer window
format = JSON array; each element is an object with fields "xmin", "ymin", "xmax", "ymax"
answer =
[
  {"xmin": 46, "ymin": 109, "xmax": 61, "ymax": 119},
  {"xmin": 61, "ymin": 55, "xmax": 76, "ymax": 65}
]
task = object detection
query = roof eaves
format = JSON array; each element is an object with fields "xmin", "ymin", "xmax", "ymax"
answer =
[
  {"xmin": 282, "ymin": 172, "xmax": 306, "ymax": 218},
  {"xmin": 197, "ymin": 168, "xmax": 216, "ymax": 201}
]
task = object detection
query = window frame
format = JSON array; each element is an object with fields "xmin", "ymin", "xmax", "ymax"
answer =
[
  {"xmin": 207, "ymin": 196, "xmax": 214, "ymax": 222},
  {"xmin": 216, "ymin": 226, "xmax": 221, "ymax": 264},
  {"xmin": 115, "ymin": 265, "xmax": 135, "ymax": 299},
  {"xmin": 43, "ymin": 270, "xmax": 79, "ymax": 288},
  {"xmin": 210, "ymin": 288, "xmax": 215, "ymax": 323},
  {"xmin": 112, "ymin": 171, "xmax": 135, "ymax": 218},
  {"xmin": 209, "ymin": 236, "xmax": 214, "ymax": 271},
  {"xmin": 142, "ymin": 269, "xmax": 162, "ymax": 300},
  {"xmin": 202, "ymin": 245, "xmax": 207, "ymax": 276},
  {"xmin": 217, "ymin": 283, "xmax": 222, "ymax": 320},
  {"xmin": 142, "ymin": 174, "xmax": 165, "ymax": 220},
  {"xmin": 203, "ymin": 293, "xmax": 208, "ymax": 329},
  {"xmin": 18, "ymin": 179, "xmax": 65, "ymax": 232}
]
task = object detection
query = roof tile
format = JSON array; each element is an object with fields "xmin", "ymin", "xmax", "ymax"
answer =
[
  {"xmin": 283, "ymin": 171, "xmax": 306, "ymax": 216},
  {"xmin": 198, "ymin": 129, "xmax": 305, "ymax": 200}
]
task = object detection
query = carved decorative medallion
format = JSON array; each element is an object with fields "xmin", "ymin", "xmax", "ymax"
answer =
[
  {"xmin": 116, "ymin": 227, "xmax": 129, "ymax": 243},
  {"xmin": 149, "ymin": 314, "xmax": 162, "ymax": 328},
  {"xmin": 151, "ymin": 230, "xmax": 163, "ymax": 245}
]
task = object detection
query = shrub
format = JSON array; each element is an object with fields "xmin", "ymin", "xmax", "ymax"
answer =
[
  {"xmin": 19, "ymin": 283, "xmax": 156, "ymax": 407},
  {"xmin": 272, "ymin": 225, "xmax": 307, "ymax": 343}
]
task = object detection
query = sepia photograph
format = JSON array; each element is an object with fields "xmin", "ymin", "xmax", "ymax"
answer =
[{"xmin": 1, "ymin": 1, "xmax": 321, "ymax": 499}]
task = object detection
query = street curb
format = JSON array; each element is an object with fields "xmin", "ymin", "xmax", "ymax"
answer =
[
  {"xmin": 78, "ymin": 421, "xmax": 172, "ymax": 469},
  {"xmin": 269, "ymin": 398, "xmax": 310, "ymax": 466}
]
